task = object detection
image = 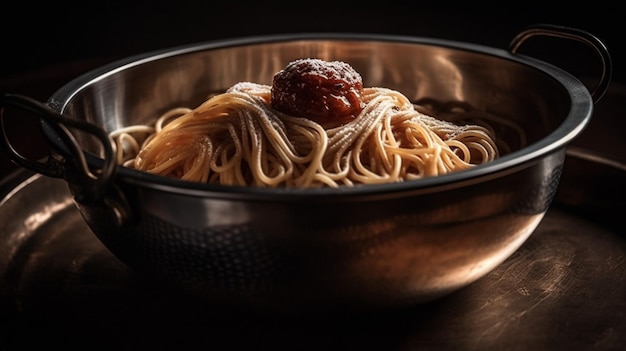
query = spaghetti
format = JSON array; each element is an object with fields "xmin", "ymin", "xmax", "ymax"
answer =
[{"xmin": 110, "ymin": 61, "xmax": 508, "ymax": 188}]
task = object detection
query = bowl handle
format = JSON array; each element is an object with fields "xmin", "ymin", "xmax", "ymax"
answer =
[
  {"xmin": 0, "ymin": 93, "xmax": 130, "ymax": 225},
  {"xmin": 508, "ymin": 23, "xmax": 613, "ymax": 103}
]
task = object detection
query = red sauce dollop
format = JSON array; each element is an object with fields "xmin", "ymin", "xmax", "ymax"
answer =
[{"xmin": 270, "ymin": 58, "xmax": 364, "ymax": 128}]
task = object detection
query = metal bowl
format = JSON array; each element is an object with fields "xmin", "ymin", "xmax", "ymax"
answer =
[{"xmin": 0, "ymin": 24, "xmax": 612, "ymax": 311}]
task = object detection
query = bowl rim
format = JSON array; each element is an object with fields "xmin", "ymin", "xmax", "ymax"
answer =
[{"xmin": 44, "ymin": 32, "xmax": 594, "ymax": 200}]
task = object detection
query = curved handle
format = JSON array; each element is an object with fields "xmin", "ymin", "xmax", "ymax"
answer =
[
  {"xmin": 508, "ymin": 24, "xmax": 613, "ymax": 103},
  {"xmin": 0, "ymin": 93, "xmax": 117, "ymax": 203}
]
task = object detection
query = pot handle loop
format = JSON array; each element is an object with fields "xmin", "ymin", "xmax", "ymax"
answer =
[
  {"xmin": 508, "ymin": 24, "xmax": 612, "ymax": 103},
  {"xmin": 0, "ymin": 93, "xmax": 117, "ymax": 203}
]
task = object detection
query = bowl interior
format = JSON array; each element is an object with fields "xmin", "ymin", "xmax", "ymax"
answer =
[{"xmin": 48, "ymin": 34, "xmax": 584, "ymax": 188}]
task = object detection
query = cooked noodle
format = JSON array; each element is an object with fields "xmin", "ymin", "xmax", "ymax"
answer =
[{"xmin": 110, "ymin": 82, "xmax": 509, "ymax": 188}]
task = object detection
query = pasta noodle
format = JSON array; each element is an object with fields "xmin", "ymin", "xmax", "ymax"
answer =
[{"xmin": 110, "ymin": 81, "xmax": 507, "ymax": 188}]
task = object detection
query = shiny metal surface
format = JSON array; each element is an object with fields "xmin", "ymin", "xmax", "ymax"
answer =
[
  {"xmin": 0, "ymin": 149, "xmax": 624, "ymax": 350},
  {"xmin": 52, "ymin": 33, "xmax": 583, "ymax": 160},
  {"xmin": 0, "ymin": 28, "xmax": 610, "ymax": 307}
]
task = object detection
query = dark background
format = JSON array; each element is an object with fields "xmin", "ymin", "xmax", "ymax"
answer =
[
  {"xmin": 0, "ymin": 1, "xmax": 623, "ymax": 177},
  {"xmin": 1, "ymin": 2, "xmax": 622, "ymax": 82}
]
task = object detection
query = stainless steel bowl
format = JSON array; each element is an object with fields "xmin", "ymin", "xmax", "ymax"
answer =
[{"xmin": 0, "ymin": 24, "xmax": 612, "ymax": 311}]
